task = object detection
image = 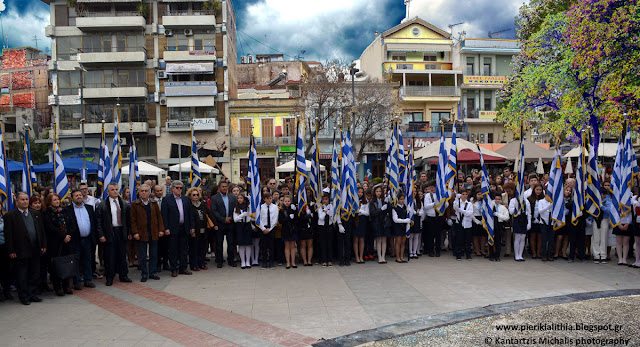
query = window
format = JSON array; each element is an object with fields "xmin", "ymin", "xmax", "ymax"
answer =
[
  {"xmin": 240, "ymin": 157, "xmax": 275, "ymax": 181},
  {"xmin": 59, "ymin": 105, "xmax": 82, "ymax": 130},
  {"xmin": 424, "ymin": 54, "xmax": 436, "ymax": 62},
  {"xmin": 282, "ymin": 118, "xmax": 294, "ymax": 137},
  {"xmin": 467, "ymin": 98, "xmax": 475, "ymax": 117},
  {"xmin": 193, "ymin": 33, "xmax": 215, "ymax": 50},
  {"xmin": 56, "ymin": 36, "xmax": 82, "ymax": 60},
  {"xmin": 261, "ymin": 118, "xmax": 274, "ymax": 138},
  {"xmin": 82, "ymin": 34, "xmax": 112, "ymax": 53},
  {"xmin": 85, "ymin": 69, "xmax": 113, "ymax": 88},
  {"xmin": 466, "ymin": 57, "xmax": 475, "ymax": 75},
  {"xmin": 411, "ymin": 27, "xmax": 421, "ymax": 37},
  {"xmin": 404, "ymin": 112, "xmax": 423, "ymax": 123},
  {"xmin": 195, "ymin": 106, "xmax": 216, "ymax": 118},
  {"xmin": 169, "ymin": 107, "xmax": 190, "ymax": 121},
  {"xmin": 484, "ymin": 92, "xmax": 492, "ymax": 110},
  {"xmin": 431, "ymin": 112, "xmax": 450, "ymax": 126},
  {"xmin": 483, "ymin": 57, "xmax": 492, "ymax": 76},
  {"xmin": 239, "ymin": 119, "xmax": 252, "ymax": 137},
  {"xmin": 168, "ymin": 2, "xmax": 189, "ymax": 15},
  {"xmin": 57, "ymin": 71, "xmax": 81, "ymax": 95},
  {"xmin": 167, "ymin": 34, "xmax": 189, "ymax": 51},
  {"xmin": 115, "ymin": 34, "xmax": 143, "ymax": 52},
  {"xmin": 391, "ymin": 52, "xmax": 406, "ymax": 61},
  {"xmin": 488, "ymin": 133, "xmax": 494, "ymax": 143}
]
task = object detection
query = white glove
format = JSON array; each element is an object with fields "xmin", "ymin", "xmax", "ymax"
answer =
[
  {"xmin": 291, "ymin": 204, "xmax": 296, "ymax": 210},
  {"xmin": 338, "ymin": 224, "xmax": 345, "ymax": 233},
  {"xmin": 402, "ymin": 218, "xmax": 411, "ymax": 224},
  {"xmin": 381, "ymin": 204, "xmax": 388, "ymax": 211},
  {"xmin": 306, "ymin": 209, "xmax": 311, "ymax": 216},
  {"xmin": 289, "ymin": 214, "xmax": 294, "ymax": 219},
  {"xmin": 527, "ymin": 222, "xmax": 531, "ymax": 231},
  {"xmin": 241, "ymin": 211, "xmax": 249, "ymax": 218},
  {"xmin": 447, "ymin": 219, "xmax": 453, "ymax": 226}
]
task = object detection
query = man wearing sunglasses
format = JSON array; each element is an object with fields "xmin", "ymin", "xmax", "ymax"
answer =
[{"xmin": 161, "ymin": 181, "xmax": 195, "ymax": 277}]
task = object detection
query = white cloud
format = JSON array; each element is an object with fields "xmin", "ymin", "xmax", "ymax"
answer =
[
  {"xmin": 2, "ymin": 3, "xmax": 51, "ymax": 51},
  {"xmin": 0, "ymin": 0, "xmax": 5, "ymax": 13}
]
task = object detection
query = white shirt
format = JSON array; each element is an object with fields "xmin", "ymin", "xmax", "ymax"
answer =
[
  {"xmin": 523, "ymin": 188, "xmax": 533, "ymax": 201},
  {"xmin": 233, "ymin": 209, "xmax": 250, "ymax": 223},
  {"xmin": 317, "ymin": 203, "xmax": 334, "ymax": 226},
  {"xmin": 423, "ymin": 192, "xmax": 437, "ymax": 217},
  {"xmin": 259, "ymin": 203, "xmax": 279, "ymax": 232},
  {"xmin": 357, "ymin": 202, "xmax": 369, "ymax": 216},
  {"xmin": 494, "ymin": 204, "xmax": 510, "ymax": 222},
  {"xmin": 392, "ymin": 205, "xmax": 411, "ymax": 224},
  {"xmin": 534, "ymin": 199, "xmax": 552, "ymax": 225},
  {"xmin": 472, "ymin": 201, "xmax": 483, "ymax": 225},
  {"xmin": 453, "ymin": 198, "xmax": 474, "ymax": 229},
  {"xmin": 110, "ymin": 198, "xmax": 121, "ymax": 227},
  {"xmin": 83, "ymin": 195, "xmax": 99, "ymax": 207},
  {"xmin": 509, "ymin": 198, "xmax": 532, "ymax": 230}
]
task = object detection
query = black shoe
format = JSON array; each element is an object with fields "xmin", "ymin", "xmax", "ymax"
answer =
[
  {"xmin": 230, "ymin": 263, "xmax": 237, "ymax": 268},
  {"xmin": 456, "ymin": 257, "xmax": 462, "ymax": 261},
  {"xmin": 466, "ymin": 255, "xmax": 472, "ymax": 260},
  {"xmin": 345, "ymin": 261, "xmax": 351, "ymax": 266},
  {"xmin": 149, "ymin": 275, "xmax": 160, "ymax": 280},
  {"xmin": 217, "ymin": 263, "xmax": 223, "ymax": 268},
  {"xmin": 106, "ymin": 278, "xmax": 114, "ymax": 286},
  {"xmin": 3, "ymin": 292, "xmax": 14, "ymax": 300},
  {"xmin": 119, "ymin": 277, "xmax": 133, "ymax": 283},
  {"xmin": 20, "ymin": 298, "xmax": 30, "ymax": 305},
  {"xmin": 29, "ymin": 296, "xmax": 43, "ymax": 303},
  {"xmin": 141, "ymin": 277, "xmax": 148, "ymax": 282},
  {"xmin": 84, "ymin": 282, "xmax": 96, "ymax": 288}
]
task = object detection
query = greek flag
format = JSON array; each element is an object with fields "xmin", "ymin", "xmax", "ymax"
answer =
[
  {"xmin": 21, "ymin": 127, "xmax": 37, "ymax": 197},
  {"xmin": 513, "ymin": 127, "xmax": 526, "ymax": 216},
  {"xmin": 620, "ymin": 125, "xmax": 634, "ymax": 216},
  {"xmin": 406, "ymin": 141, "xmax": 416, "ymax": 236},
  {"xmin": 190, "ymin": 125, "xmax": 201, "ymax": 188},
  {"xmin": 330, "ymin": 133, "xmax": 341, "ymax": 222},
  {"xmin": 111, "ymin": 115, "xmax": 122, "ymax": 193},
  {"xmin": 345, "ymin": 129, "xmax": 359, "ymax": 217},
  {"xmin": 444, "ymin": 124, "xmax": 457, "ymax": 201},
  {"xmin": 571, "ymin": 134, "xmax": 586, "ymax": 225},
  {"xmin": 610, "ymin": 137, "xmax": 623, "ymax": 228},
  {"xmin": 309, "ymin": 124, "xmax": 321, "ymax": 205},
  {"xmin": 53, "ymin": 125, "xmax": 70, "ymax": 201},
  {"xmin": 98, "ymin": 124, "xmax": 107, "ymax": 189},
  {"xmin": 387, "ymin": 121, "xmax": 399, "ymax": 207},
  {"xmin": 478, "ymin": 145, "xmax": 495, "ymax": 246},
  {"xmin": 248, "ymin": 134, "xmax": 261, "ymax": 225},
  {"xmin": 435, "ymin": 127, "xmax": 448, "ymax": 215},
  {"xmin": 100, "ymin": 132, "xmax": 112, "ymax": 201},
  {"xmin": 584, "ymin": 133, "xmax": 601, "ymax": 218},
  {"xmin": 547, "ymin": 147, "xmax": 565, "ymax": 231},
  {"xmin": 128, "ymin": 136, "xmax": 140, "ymax": 204},
  {"xmin": 295, "ymin": 120, "xmax": 308, "ymax": 216},
  {"xmin": 0, "ymin": 123, "xmax": 13, "ymax": 211},
  {"xmin": 397, "ymin": 126, "xmax": 407, "ymax": 194}
]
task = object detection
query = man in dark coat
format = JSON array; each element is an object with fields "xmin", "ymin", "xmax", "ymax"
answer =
[
  {"xmin": 161, "ymin": 180, "xmax": 195, "ymax": 277},
  {"xmin": 65, "ymin": 188, "xmax": 97, "ymax": 289},
  {"xmin": 210, "ymin": 181, "xmax": 237, "ymax": 268}
]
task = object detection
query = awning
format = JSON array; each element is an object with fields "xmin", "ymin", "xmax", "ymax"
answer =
[
  {"xmin": 276, "ymin": 160, "xmax": 327, "ymax": 174},
  {"xmin": 169, "ymin": 160, "xmax": 219, "ymax": 174},
  {"xmin": 166, "ymin": 62, "xmax": 214, "ymax": 74},
  {"xmin": 122, "ymin": 161, "xmax": 166, "ymax": 176},
  {"xmin": 33, "ymin": 158, "xmax": 99, "ymax": 173}
]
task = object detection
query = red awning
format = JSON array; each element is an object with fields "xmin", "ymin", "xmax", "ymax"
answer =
[{"xmin": 429, "ymin": 148, "xmax": 506, "ymax": 165}]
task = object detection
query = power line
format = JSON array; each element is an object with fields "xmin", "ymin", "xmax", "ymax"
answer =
[
  {"xmin": 237, "ymin": 28, "xmax": 297, "ymax": 59},
  {"xmin": 237, "ymin": 31, "xmax": 255, "ymax": 57}
]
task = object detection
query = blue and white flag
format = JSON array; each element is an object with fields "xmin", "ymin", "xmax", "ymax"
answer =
[
  {"xmin": 387, "ymin": 122, "xmax": 399, "ymax": 207},
  {"xmin": 21, "ymin": 128, "xmax": 36, "ymax": 197},
  {"xmin": 330, "ymin": 133, "xmax": 341, "ymax": 222},
  {"xmin": 309, "ymin": 124, "xmax": 321, "ymax": 205},
  {"xmin": 406, "ymin": 141, "xmax": 416, "ymax": 236},
  {"xmin": 478, "ymin": 145, "xmax": 495, "ymax": 246},
  {"xmin": 0, "ymin": 123, "xmax": 13, "ymax": 211},
  {"xmin": 295, "ymin": 119, "xmax": 308, "ymax": 216},
  {"xmin": 190, "ymin": 125, "xmax": 201, "ymax": 188},
  {"xmin": 248, "ymin": 134, "xmax": 261, "ymax": 225},
  {"xmin": 100, "ymin": 132, "xmax": 112, "ymax": 201},
  {"xmin": 444, "ymin": 124, "xmax": 457, "ymax": 202},
  {"xmin": 513, "ymin": 126, "xmax": 526, "ymax": 216},
  {"xmin": 547, "ymin": 147, "xmax": 565, "ymax": 231},
  {"xmin": 397, "ymin": 126, "xmax": 407, "ymax": 194},
  {"xmin": 340, "ymin": 128, "xmax": 358, "ymax": 220},
  {"xmin": 435, "ymin": 127, "xmax": 448, "ymax": 215},
  {"xmin": 128, "ymin": 136, "xmax": 140, "ymax": 204},
  {"xmin": 584, "ymin": 133, "xmax": 601, "ymax": 218},
  {"xmin": 610, "ymin": 137, "xmax": 623, "ymax": 228},
  {"xmin": 620, "ymin": 125, "xmax": 634, "ymax": 216},
  {"xmin": 53, "ymin": 125, "xmax": 70, "ymax": 201},
  {"xmin": 111, "ymin": 115, "xmax": 122, "ymax": 193},
  {"xmin": 571, "ymin": 134, "xmax": 586, "ymax": 225}
]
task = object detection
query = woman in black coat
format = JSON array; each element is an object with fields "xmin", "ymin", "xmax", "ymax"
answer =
[{"xmin": 42, "ymin": 193, "xmax": 74, "ymax": 296}]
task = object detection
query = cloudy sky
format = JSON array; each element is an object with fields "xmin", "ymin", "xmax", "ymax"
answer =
[{"xmin": 6, "ymin": 0, "xmax": 521, "ymax": 61}]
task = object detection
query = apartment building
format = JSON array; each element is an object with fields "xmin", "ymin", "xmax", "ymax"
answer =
[
  {"xmin": 453, "ymin": 38, "xmax": 520, "ymax": 143},
  {"xmin": 0, "ymin": 46, "xmax": 51, "ymax": 141},
  {"xmin": 42, "ymin": 0, "xmax": 236, "ymax": 174}
]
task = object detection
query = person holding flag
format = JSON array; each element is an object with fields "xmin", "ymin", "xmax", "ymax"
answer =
[
  {"xmin": 21, "ymin": 126, "xmax": 37, "ymax": 197},
  {"xmin": 247, "ymin": 134, "xmax": 262, "ymax": 267},
  {"xmin": 190, "ymin": 124, "xmax": 201, "ymax": 189},
  {"xmin": 111, "ymin": 111, "xmax": 122, "ymax": 194}
]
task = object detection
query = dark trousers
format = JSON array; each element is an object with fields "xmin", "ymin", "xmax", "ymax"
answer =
[
  {"xmin": 274, "ymin": 237, "xmax": 285, "ymax": 263},
  {"xmin": 168, "ymin": 225, "xmax": 188, "ymax": 271},
  {"xmin": 540, "ymin": 224, "xmax": 555, "ymax": 258},
  {"xmin": 13, "ymin": 247, "xmax": 40, "ymax": 300},
  {"xmin": 104, "ymin": 227, "xmax": 128, "ymax": 280},
  {"xmin": 490, "ymin": 225, "xmax": 503, "ymax": 259},
  {"xmin": 336, "ymin": 220, "xmax": 353, "ymax": 263},
  {"xmin": 215, "ymin": 225, "xmax": 235, "ymax": 265},
  {"xmin": 189, "ymin": 237, "xmax": 207, "ymax": 268},
  {"xmin": 158, "ymin": 236, "xmax": 169, "ymax": 268},
  {"xmin": 423, "ymin": 216, "xmax": 442, "ymax": 256},
  {"xmin": 137, "ymin": 239, "xmax": 158, "ymax": 278},
  {"xmin": 364, "ymin": 221, "xmax": 375, "ymax": 257},
  {"xmin": 454, "ymin": 225, "xmax": 472, "ymax": 258},
  {"xmin": 569, "ymin": 226, "xmax": 586, "ymax": 261},
  {"xmin": 76, "ymin": 237, "xmax": 94, "ymax": 284},
  {"xmin": 318, "ymin": 226, "xmax": 334, "ymax": 263},
  {"xmin": 260, "ymin": 232, "xmax": 274, "ymax": 263},
  {"xmin": 0, "ymin": 244, "xmax": 12, "ymax": 293}
]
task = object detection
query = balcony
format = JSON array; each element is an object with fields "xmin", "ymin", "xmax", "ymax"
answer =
[
  {"xmin": 164, "ymin": 82, "xmax": 217, "ymax": 97},
  {"xmin": 83, "ymin": 82, "xmax": 148, "ymax": 100},
  {"xmin": 76, "ymin": 12, "xmax": 146, "ymax": 31},
  {"xmin": 77, "ymin": 47, "xmax": 146, "ymax": 66},
  {"xmin": 162, "ymin": 11, "xmax": 216, "ymax": 28},
  {"xmin": 400, "ymin": 86, "xmax": 460, "ymax": 101},
  {"xmin": 403, "ymin": 122, "xmax": 468, "ymax": 138},
  {"xmin": 59, "ymin": 121, "xmax": 148, "ymax": 135},
  {"xmin": 163, "ymin": 47, "xmax": 217, "ymax": 62},
  {"xmin": 384, "ymin": 61, "xmax": 455, "ymax": 73},
  {"xmin": 230, "ymin": 136, "xmax": 295, "ymax": 148}
]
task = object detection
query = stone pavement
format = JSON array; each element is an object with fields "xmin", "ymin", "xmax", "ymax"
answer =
[{"xmin": 1, "ymin": 255, "xmax": 640, "ymax": 346}]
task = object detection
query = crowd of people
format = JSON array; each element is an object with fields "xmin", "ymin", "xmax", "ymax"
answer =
[{"xmin": 0, "ymin": 167, "xmax": 638, "ymax": 306}]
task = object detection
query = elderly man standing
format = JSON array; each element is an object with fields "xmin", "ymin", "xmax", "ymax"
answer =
[
  {"xmin": 210, "ymin": 180, "xmax": 237, "ymax": 268},
  {"xmin": 161, "ymin": 181, "xmax": 195, "ymax": 277},
  {"xmin": 130, "ymin": 184, "xmax": 164, "ymax": 282},
  {"xmin": 96, "ymin": 182, "xmax": 132, "ymax": 286},
  {"xmin": 66, "ymin": 189, "xmax": 97, "ymax": 289}
]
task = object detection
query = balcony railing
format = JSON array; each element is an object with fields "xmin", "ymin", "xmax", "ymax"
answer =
[
  {"xmin": 230, "ymin": 136, "xmax": 295, "ymax": 147},
  {"xmin": 404, "ymin": 121, "xmax": 467, "ymax": 134},
  {"xmin": 384, "ymin": 61, "xmax": 454, "ymax": 72},
  {"xmin": 84, "ymin": 81, "xmax": 148, "ymax": 89},
  {"xmin": 78, "ymin": 46, "xmax": 147, "ymax": 54},
  {"xmin": 167, "ymin": 10, "xmax": 216, "ymax": 16},
  {"xmin": 400, "ymin": 86, "xmax": 461, "ymax": 97},
  {"xmin": 77, "ymin": 11, "xmax": 142, "ymax": 17}
]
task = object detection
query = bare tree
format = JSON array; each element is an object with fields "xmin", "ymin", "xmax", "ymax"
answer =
[{"xmin": 351, "ymin": 83, "xmax": 398, "ymax": 160}]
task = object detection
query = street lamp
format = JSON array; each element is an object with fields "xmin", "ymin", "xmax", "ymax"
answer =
[{"xmin": 75, "ymin": 65, "xmax": 88, "ymax": 183}]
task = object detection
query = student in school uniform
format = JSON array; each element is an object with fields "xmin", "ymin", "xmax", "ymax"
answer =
[
  {"xmin": 369, "ymin": 185, "xmax": 389, "ymax": 264},
  {"xmin": 529, "ymin": 184, "xmax": 549, "ymax": 260},
  {"xmin": 509, "ymin": 187, "xmax": 532, "ymax": 262},
  {"xmin": 554, "ymin": 185, "xmax": 573, "ymax": 259},
  {"xmin": 354, "ymin": 188, "xmax": 369, "ymax": 264},
  {"xmin": 409, "ymin": 190, "xmax": 423, "ymax": 259},
  {"xmin": 233, "ymin": 194, "xmax": 253, "ymax": 269},
  {"xmin": 470, "ymin": 186, "xmax": 486, "ymax": 257},
  {"xmin": 259, "ymin": 192, "xmax": 279, "ymax": 269},
  {"xmin": 491, "ymin": 194, "xmax": 510, "ymax": 261},
  {"xmin": 392, "ymin": 194, "xmax": 411, "ymax": 263},
  {"xmin": 299, "ymin": 187, "xmax": 315, "ymax": 267},
  {"xmin": 630, "ymin": 195, "xmax": 640, "ymax": 268},
  {"xmin": 317, "ymin": 194, "xmax": 334, "ymax": 267},
  {"xmin": 278, "ymin": 195, "xmax": 298, "ymax": 269},
  {"xmin": 422, "ymin": 183, "xmax": 441, "ymax": 257},
  {"xmin": 453, "ymin": 188, "xmax": 474, "ymax": 261}
]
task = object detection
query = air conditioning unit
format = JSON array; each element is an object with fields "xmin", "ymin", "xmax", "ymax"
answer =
[
  {"xmin": 157, "ymin": 71, "xmax": 167, "ymax": 79},
  {"xmin": 120, "ymin": 137, "xmax": 127, "ymax": 146},
  {"xmin": 470, "ymin": 133, "xmax": 478, "ymax": 143},
  {"xmin": 241, "ymin": 56, "xmax": 246, "ymax": 64},
  {"xmin": 165, "ymin": 29, "xmax": 173, "ymax": 37},
  {"xmin": 184, "ymin": 29, "xmax": 193, "ymax": 36},
  {"xmin": 159, "ymin": 97, "xmax": 168, "ymax": 106},
  {"xmin": 479, "ymin": 133, "xmax": 486, "ymax": 143},
  {"xmin": 248, "ymin": 55, "xmax": 253, "ymax": 63}
]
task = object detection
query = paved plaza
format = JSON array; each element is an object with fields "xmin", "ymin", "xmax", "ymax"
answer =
[{"xmin": 2, "ymin": 255, "xmax": 640, "ymax": 346}]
